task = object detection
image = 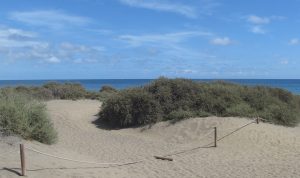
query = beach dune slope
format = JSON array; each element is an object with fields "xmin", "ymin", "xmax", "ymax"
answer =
[{"xmin": 1, "ymin": 100, "xmax": 299, "ymax": 178}]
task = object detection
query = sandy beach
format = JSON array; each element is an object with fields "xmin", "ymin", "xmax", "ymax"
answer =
[{"xmin": 1, "ymin": 99, "xmax": 299, "ymax": 178}]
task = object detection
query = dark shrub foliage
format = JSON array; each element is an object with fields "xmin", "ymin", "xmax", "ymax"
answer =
[
  {"xmin": 98, "ymin": 85, "xmax": 118, "ymax": 102},
  {"xmin": 98, "ymin": 78, "xmax": 300, "ymax": 128},
  {"xmin": 165, "ymin": 109, "xmax": 196, "ymax": 122},
  {"xmin": 85, "ymin": 91, "xmax": 102, "ymax": 100},
  {"xmin": 99, "ymin": 89, "xmax": 162, "ymax": 127},
  {"xmin": 100, "ymin": 85, "xmax": 117, "ymax": 93}
]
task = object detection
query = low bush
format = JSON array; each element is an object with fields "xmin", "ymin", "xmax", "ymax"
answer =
[
  {"xmin": 165, "ymin": 109, "xmax": 196, "ymax": 122},
  {"xmin": 0, "ymin": 90, "xmax": 57, "ymax": 144},
  {"xmin": 99, "ymin": 89, "xmax": 162, "ymax": 127},
  {"xmin": 98, "ymin": 85, "xmax": 118, "ymax": 102},
  {"xmin": 100, "ymin": 85, "xmax": 117, "ymax": 93},
  {"xmin": 2, "ymin": 83, "xmax": 119, "ymax": 102},
  {"xmin": 43, "ymin": 82, "xmax": 86, "ymax": 100},
  {"xmin": 98, "ymin": 78, "xmax": 300, "ymax": 128}
]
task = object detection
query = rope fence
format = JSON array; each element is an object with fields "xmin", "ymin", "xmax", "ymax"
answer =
[
  {"xmin": 162, "ymin": 129, "xmax": 215, "ymax": 157},
  {"xmin": 0, "ymin": 148, "xmax": 19, "ymax": 158},
  {"xmin": 1, "ymin": 117, "xmax": 262, "ymax": 176},
  {"xmin": 24, "ymin": 146, "xmax": 143, "ymax": 166}
]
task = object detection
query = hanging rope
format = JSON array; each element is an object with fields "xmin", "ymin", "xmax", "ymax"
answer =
[
  {"xmin": 1, "ymin": 118, "xmax": 261, "ymax": 167},
  {"xmin": 0, "ymin": 148, "xmax": 19, "ymax": 158},
  {"xmin": 161, "ymin": 129, "xmax": 215, "ymax": 157},
  {"xmin": 25, "ymin": 146, "xmax": 143, "ymax": 166}
]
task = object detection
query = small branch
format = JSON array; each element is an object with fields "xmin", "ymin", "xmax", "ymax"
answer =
[{"xmin": 154, "ymin": 156, "xmax": 173, "ymax": 161}]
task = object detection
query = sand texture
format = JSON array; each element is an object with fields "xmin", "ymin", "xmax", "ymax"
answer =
[{"xmin": 1, "ymin": 100, "xmax": 299, "ymax": 178}]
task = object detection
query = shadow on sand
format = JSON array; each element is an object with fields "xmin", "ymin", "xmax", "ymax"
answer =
[
  {"xmin": 92, "ymin": 114, "xmax": 154, "ymax": 131},
  {"xmin": 0, "ymin": 167, "xmax": 21, "ymax": 176}
]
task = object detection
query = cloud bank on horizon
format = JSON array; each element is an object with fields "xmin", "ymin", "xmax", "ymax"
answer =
[{"xmin": 0, "ymin": 0, "xmax": 299, "ymax": 79}]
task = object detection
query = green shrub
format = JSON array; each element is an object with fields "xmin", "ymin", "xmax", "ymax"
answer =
[
  {"xmin": 43, "ymin": 82, "xmax": 86, "ymax": 100},
  {"xmin": 85, "ymin": 91, "xmax": 102, "ymax": 100},
  {"xmin": 98, "ymin": 78, "xmax": 300, "ymax": 128},
  {"xmin": 100, "ymin": 85, "xmax": 117, "ymax": 93},
  {"xmin": 4, "ymin": 83, "xmax": 117, "ymax": 102},
  {"xmin": 259, "ymin": 104, "xmax": 298, "ymax": 126},
  {"xmin": 165, "ymin": 109, "xmax": 195, "ymax": 122},
  {"xmin": 97, "ymin": 85, "xmax": 118, "ymax": 102},
  {"xmin": 225, "ymin": 103, "xmax": 256, "ymax": 117},
  {"xmin": 99, "ymin": 89, "xmax": 162, "ymax": 127},
  {"xmin": 0, "ymin": 90, "xmax": 57, "ymax": 144}
]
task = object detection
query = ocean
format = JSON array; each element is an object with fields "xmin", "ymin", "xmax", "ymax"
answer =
[{"xmin": 0, "ymin": 79, "xmax": 299, "ymax": 94}]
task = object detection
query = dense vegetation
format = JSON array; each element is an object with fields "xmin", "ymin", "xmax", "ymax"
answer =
[
  {"xmin": 13, "ymin": 82, "xmax": 93, "ymax": 100},
  {"xmin": 98, "ymin": 78, "xmax": 300, "ymax": 128},
  {"xmin": 0, "ymin": 89, "xmax": 57, "ymax": 144},
  {"xmin": 1, "ymin": 79, "xmax": 299, "ymax": 142},
  {"xmin": 0, "ymin": 83, "xmax": 117, "ymax": 143},
  {"xmin": 5, "ymin": 82, "xmax": 117, "ymax": 101}
]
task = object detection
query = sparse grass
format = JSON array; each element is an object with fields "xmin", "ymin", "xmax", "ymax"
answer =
[
  {"xmin": 0, "ymin": 89, "xmax": 57, "ymax": 144},
  {"xmin": 98, "ymin": 77, "xmax": 300, "ymax": 128}
]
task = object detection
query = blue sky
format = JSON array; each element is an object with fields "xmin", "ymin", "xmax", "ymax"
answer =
[{"xmin": 0, "ymin": 0, "xmax": 300, "ymax": 79}]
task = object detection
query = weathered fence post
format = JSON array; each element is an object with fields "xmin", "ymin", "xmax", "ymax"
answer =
[
  {"xmin": 214, "ymin": 127, "xmax": 217, "ymax": 147},
  {"xmin": 256, "ymin": 117, "xmax": 259, "ymax": 124},
  {"xmin": 20, "ymin": 144, "xmax": 26, "ymax": 176}
]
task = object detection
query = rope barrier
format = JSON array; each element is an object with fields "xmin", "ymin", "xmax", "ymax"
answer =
[
  {"xmin": 23, "ymin": 129, "xmax": 216, "ymax": 165},
  {"xmin": 1, "ymin": 118, "xmax": 261, "ymax": 169},
  {"xmin": 217, "ymin": 120, "xmax": 256, "ymax": 142},
  {"xmin": 200, "ymin": 120, "xmax": 256, "ymax": 149},
  {"xmin": 161, "ymin": 129, "xmax": 215, "ymax": 157},
  {"xmin": 0, "ymin": 149, "xmax": 19, "ymax": 158},
  {"xmin": 162, "ymin": 119, "xmax": 256, "ymax": 157},
  {"xmin": 25, "ymin": 146, "xmax": 143, "ymax": 166}
]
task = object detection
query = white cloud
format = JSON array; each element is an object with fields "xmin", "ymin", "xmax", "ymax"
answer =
[
  {"xmin": 45, "ymin": 56, "xmax": 61, "ymax": 63},
  {"xmin": 87, "ymin": 29, "xmax": 113, "ymax": 35},
  {"xmin": 180, "ymin": 69, "xmax": 197, "ymax": 74},
  {"xmin": 119, "ymin": 0, "xmax": 197, "ymax": 18},
  {"xmin": 289, "ymin": 38, "xmax": 299, "ymax": 45},
  {"xmin": 118, "ymin": 31, "xmax": 218, "ymax": 63},
  {"xmin": 280, "ymin": 59, "xmax": 289, "ymax": 65},
  {"xmin": 119, "ymin": 31, "xmax": 213, "ymax": 46},
  {"xmin": 250, "ymin": 26, "xmax": 266, "ymax": 34},
  {"xmin": 0, "ymin": 26, "xmax": 105, "ymax": 64},
  {"xmin": 0, "ymin": 27, "xmax": 47, "ymax": 48},
  {"xmin": 60, "ymin": 42, "xmax": 105, "ymax": 52},
  {"xmin": 247, "ymin": 15, "xmax": 270, "ymax": 24},
  {"xmin": 245, "ymin": 14, "xmax": 285, "ymax": 34},
  {"xmin": 210, "ymin": 37, "xmax": 233, "ymax": 46},
  {"xmin": 0, "ymin": 28, "xmax": 36, "ymax": 38},
  {"xmin": 10, "ymin": 10, "xmax": 91, "ymax": 29}
]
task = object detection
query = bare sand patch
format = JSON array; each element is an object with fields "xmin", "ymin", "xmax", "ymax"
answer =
[{"xmin": 1, "ymin": 100, "xmax": 299, "ymax": 178}]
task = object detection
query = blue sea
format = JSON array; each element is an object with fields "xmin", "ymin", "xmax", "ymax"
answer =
[{"xmin": 0, "ymin": 79, "xmax": 299, "ymax": 94}]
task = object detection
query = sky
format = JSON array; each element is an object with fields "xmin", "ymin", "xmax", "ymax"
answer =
[{"xmin": 0, "ymin": 0, "xmax": 300, "ymax": 79}]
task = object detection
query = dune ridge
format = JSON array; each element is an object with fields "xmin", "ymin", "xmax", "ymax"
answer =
[{"xmin": 0, "ymin": 100, "xmax": 299, "ymax": 178}]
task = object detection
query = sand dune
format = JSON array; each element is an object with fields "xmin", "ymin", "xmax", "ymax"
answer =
[{"xmin": 1, "ymin": 100, "xmax": 299, "ymax": 178}]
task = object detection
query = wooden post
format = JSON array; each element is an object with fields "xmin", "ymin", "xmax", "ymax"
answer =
[
  {"xmin": 214, "ymin": 127, "xmax": 217, "ymax": 147},
  {"xmin": 256, "ymin": 117, "xmax": 259, "ymax": 124},
  {"xmin": 20, "ymin": 144, "xmax": 26, "ymax": 176}
]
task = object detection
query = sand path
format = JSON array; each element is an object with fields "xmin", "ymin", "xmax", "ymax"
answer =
[{"xmin": 1, "ymin": 100, "xmax": 300, "ymax": 178}]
